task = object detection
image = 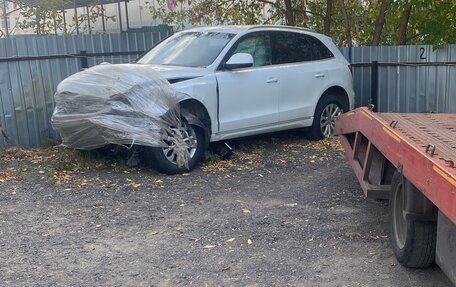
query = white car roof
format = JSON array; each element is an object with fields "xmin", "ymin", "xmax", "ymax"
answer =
[
  {"xmin": 183, "ymin": 25, "xmax": 253, "ymax": 34},
  {"xmin": 183, "ymin": 25, "xmax": 318, "ymax": 36}
]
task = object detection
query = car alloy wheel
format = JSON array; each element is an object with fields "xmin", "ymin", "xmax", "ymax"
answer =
[
  {"xmin": 161, "ymin": 122, "xmax": 198, "ymax": 165},
  {"xmin": 320, "ymin": 103, "xmax": 341, "ymax": 137}
]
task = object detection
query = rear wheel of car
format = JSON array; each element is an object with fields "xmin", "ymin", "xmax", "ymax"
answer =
[
  {"xmin": 389, "ymin": 171, "xmax": 437, "ymax": 268},
  {"xmin": 143, "ymin": 121, "xmax": 206, "ymax": 175},
  {"xmin": 307, "ymin": 94, "xmax": 343, "ymax": 140}
]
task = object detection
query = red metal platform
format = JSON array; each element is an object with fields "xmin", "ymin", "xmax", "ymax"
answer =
[{"xmin": 335, "ymin": 107, "xmax": 456, "ymax": 224}]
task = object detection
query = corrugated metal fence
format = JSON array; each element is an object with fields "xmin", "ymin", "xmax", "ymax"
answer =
[
  {"xmin": 0, "ymin": 31, "xmax": 455, "ymax": 148},
  {"xmin": 0, "ymin": 30, "xmax": 171, "ymax": 148},
  {"xmin": 340, "ymin": 45, "xmax": 456, "ymax": 114}
]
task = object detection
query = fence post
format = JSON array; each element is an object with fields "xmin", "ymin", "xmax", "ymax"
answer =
[
  {"xmin": 80, "ymin": 50, "xmax": 88, "ymax": 69},
  {"xmin": 371, "ymin": 60, "xmax": 378, "ymax": 111}
]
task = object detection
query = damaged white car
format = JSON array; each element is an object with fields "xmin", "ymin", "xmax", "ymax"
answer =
[{"xmin": 52, "ymin": 25, "xmax": 354, "ymax": 174}]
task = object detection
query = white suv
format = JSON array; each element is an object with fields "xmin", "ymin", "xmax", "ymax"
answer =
[{"xmin": 136, "ymin": 25, "xmax": 354, "ymax": 174}]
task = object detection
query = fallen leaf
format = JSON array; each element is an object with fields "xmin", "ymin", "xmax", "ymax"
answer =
[
  {"xmin": 153, "ymin": 179, "xmax": 164, "ymax": 187},
  {"xmin": 95, "ymin": 224, "xmax": 102, "ymax": 228},
  {"xmin": 247, "ymin": 239, "xmax": 253, "ymax": 245},
  {"xmin": 41, "ymin": 232, "xmax": 49, "ymax": 237},
  {"xmin": 189, "ymin": 237, "xmax": 200, "ymax": 242},
  {"xmin": 368, "ymin": 252, "xmax": 377, "ymax": 256},
  {"xmin": 241, "ymin": 208, "xmax": 251, "ymax": 214},
  {"xmin": 226, "ymin": 238, "xmax": 236, "ymax": 243},
  {"xmin": 131, "ymin": 183, "xmax": 141, "ymax": 189},
  {"xmin": 351, "ymin": 232, "xmax": 362, "ymax": 240},
  {"xmin": 222, "ymin": 266, "xmax": 231, "ymax": 271},
  {"xmin": 203, "ymin": 245, "xmax": 216, "ymax": 249},
  {"xmin": 308, "ymin": 236, "xmax": 315, "ymax": 242},
  {"xmin": 367, "ymin": 235, "xmax": 379, "ymax": 241},
  {"xmin": 151, "ymin": 231, "xmax": 160, "ymax": 235},
  {"xmin": 176, "ymin": 226, "xmax": 183, "ymax": 233},
  {"xmin": 126, "ymin": 178, "xmax": 141, "ymax": 189}
]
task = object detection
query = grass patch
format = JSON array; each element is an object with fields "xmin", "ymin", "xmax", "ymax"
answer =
[{"xmin": 203, "ymin": 150, "xmax": 221, "ymax": 164}]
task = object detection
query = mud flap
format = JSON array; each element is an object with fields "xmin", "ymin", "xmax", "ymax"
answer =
[{"xmin": 436, "ymin": 211, "xmax": 456, "ymax": 285}]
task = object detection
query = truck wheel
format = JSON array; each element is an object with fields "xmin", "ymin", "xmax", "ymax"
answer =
[
  {"xmin": 143, "ymin": 121, "xmax": 206, "ymax": 175},
  {"xmin": 307, "ymin": 94, "xmax": 343, "ymax": 140},
  {"xmin": 389, "ymin": 171, "xmax": 437, "ymax": 268}
]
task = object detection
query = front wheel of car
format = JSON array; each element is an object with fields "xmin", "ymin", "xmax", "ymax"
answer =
[
  {"xmin": 307, "ymin": 94, "xmax": 343, "ymax": 140},
  {"xmin": 142, "ymin": 121, "xmax": 206, "ymax": 175}
]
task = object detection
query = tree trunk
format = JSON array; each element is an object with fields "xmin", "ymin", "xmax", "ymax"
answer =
[
  {"xmin": 372, "ymin": 0, "xmax": 388, "ymax": 46},
  {"xmin": 397, "ymin": 2, "xmax": 412, "ymax": 45},
  {"xmin": 283, "ymin": 0, "xmax": 294, "ymax": 26},
  {"xmin": 36, "ymin": 15, "xmax": 41, "ymax": 34},
  {"xmin": 302, "ymin": 0, "xmax": 308, "ymax": 27},
  {"xmin": 338, "ymin": 0, "xmax": 352, "ymax": 46},
  {"xmin": 324, "ymin": 0, "xmax": 332, "ymax": 35}
]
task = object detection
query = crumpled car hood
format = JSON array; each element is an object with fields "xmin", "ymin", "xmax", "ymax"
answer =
[
  {"xmin": 51, "ymin": 63, "xmax": 191, "ymax": 167},
  {"xmin": 144, "ymin": 64, "xmax": 208, "ymax": 83}
]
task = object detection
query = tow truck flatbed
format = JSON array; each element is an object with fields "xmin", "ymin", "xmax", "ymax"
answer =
[{"xmin": 335, "ymin": 107, "xmax": 456, "ymax": 284}]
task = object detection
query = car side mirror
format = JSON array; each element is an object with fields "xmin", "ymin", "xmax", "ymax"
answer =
[{"xmin": 224, "ymin": 53, "xmax": 254, "ymax": 70}]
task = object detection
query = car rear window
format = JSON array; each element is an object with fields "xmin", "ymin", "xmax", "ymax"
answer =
[{"xmin": 271, "ymin": 31, "xmax": 334, "ymax": 65}]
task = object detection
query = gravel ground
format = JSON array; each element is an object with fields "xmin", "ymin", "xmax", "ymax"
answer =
[{"xmin": 0, "ymin": 133, "xmax": 452, "ymax": 286}]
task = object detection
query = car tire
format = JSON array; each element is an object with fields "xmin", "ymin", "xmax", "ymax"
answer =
[
  {"xmin": 307, "ymin": 94, "xmax": 343, "ymax": 140},
  {"xmin": 142, "ymin": 121, "xmax": 206, "ymax": 175},
  {"xmin": 389, "ymin": 171, "xmax": 437, "ymax": 268}
]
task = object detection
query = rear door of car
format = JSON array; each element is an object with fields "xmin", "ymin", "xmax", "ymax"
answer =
[
  {"xmin": 271, "ymin": 31, "xmax": 336, "ymax": 123},
  {"xmin": 216, "ymin": 31, "xmax": 279, "ymax": 133}
]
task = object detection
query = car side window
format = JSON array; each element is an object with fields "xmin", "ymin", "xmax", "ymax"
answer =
[
  {"xmin": 306, "ymin": 35, "xmax": 334, "ymax": 60},
  {"xmin": 227, "ymin": 32, "xmax": 272, "ymax": 67},
  {"xmin": 271, "ymin": 32, "xmax": 334, "ymax": 65}
]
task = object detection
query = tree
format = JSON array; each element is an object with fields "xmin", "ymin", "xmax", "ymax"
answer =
[
  {"xmin": 396, "ymin": 1, "xmax": 412, "ymax": 45},
  {"xmin": 372, "ymin": 0, "xmax": 388, "ymax": 46},
  {"xmin": 283, "ymin": 0, "xmax": 294, "ymax": 26},
  {"xmin": 16, "ymin": 0, "xmax": 115, "ymax": 35},
  {"xmin": 323, "ymin": 0, "xmax": 332, "ymax": 35},
  {"xmin": 407, "ymin": 0, "xmax": 456, "ymax": 46},
  {"xmin": 337, "ymin": 0, "xmax": 352, "ymax": 46}
]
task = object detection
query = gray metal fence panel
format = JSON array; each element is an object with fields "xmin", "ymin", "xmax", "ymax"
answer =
[
  {"xmin": 0, "ymin": 30, "xmax": 169, "ymax": 148},
  {"xmin": 0, "ymin": 33, "xmax": 455, "ymax": 149},
  {"xmin": 340, "ymin": 45, "xmax": 456, "ymax": 114}
]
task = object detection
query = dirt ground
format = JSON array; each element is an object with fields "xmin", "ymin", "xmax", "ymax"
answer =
[{"xmin": 0, "ymin": 132, "xmax": 452, "ymax": 286}]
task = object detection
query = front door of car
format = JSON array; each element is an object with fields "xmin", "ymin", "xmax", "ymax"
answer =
[
  {"xmin": 216, "ymin": 32, "xmax": 279, "ymax": 133},
  {"xmin": 271, "ymin": 31, "xmax": 334, "ymax": 123}
]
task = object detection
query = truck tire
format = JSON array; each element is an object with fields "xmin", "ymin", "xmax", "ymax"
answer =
[{"xmin": 389, "ymin": 171, "xmax": 437, "ymax": 268}]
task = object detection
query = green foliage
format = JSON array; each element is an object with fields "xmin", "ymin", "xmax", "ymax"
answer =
[
  {"xmin": 410, "ymin": 1, "xmax": 456, "ymax": 46},
  {"xmin": 204, "ymin": 150, "xmax": 221, "ymax": 163},
  {"xmin": 147, "ymin": 0, "xmax": 456, "ymax": 46}
]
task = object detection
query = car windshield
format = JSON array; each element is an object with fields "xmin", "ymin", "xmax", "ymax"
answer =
[{"xmin": 138, "ymin": 31, "xmax": 235, "ymax": 67}]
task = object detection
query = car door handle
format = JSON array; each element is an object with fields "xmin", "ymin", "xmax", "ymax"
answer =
[
  {"xmin": 315, "ymin": 72, "xmax": 325, "ymax": 78},
  {"xmin": 266, "ymin": 77, "xmax": 278, "ymax": 83}
]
